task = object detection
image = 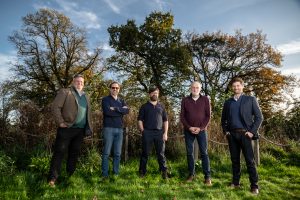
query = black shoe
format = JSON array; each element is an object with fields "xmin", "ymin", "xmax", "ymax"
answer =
[
  {"xmin": 139, "ymin": 173, "xmax": 146, "ymax": 178},
  {"xmin": 101, "ymin": 176, "xmax": 109, "ymax": 182},
  {"xmin": 162, "ymin": 171, "xmax": 168, "ymax": 179},
  {"xmin": 251, "ymin": 187, "xmax": 259, "ymax": 195}
]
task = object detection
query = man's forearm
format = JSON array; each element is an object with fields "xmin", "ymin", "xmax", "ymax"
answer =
[
  {"xmin": 163, "ymin": 121, "xmax": 169, "ymax": 134},
  {"xmin": 138, "ymin": 120, "xmax": 144, "ymax": 132}
]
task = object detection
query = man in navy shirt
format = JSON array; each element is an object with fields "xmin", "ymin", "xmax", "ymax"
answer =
[
  {"xmin": 101, "ymin": 81, "xmax": 129, "ymax": 179},
  {"xmin": 221, "ymin": 77, "xmax": 263, "ymax": 195},
  {"xmin": 138, "ymin": 87, "xmax": 169, "ymax": 179}
]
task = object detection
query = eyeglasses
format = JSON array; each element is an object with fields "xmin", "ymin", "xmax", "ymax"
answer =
[{"xmin": 111, "ymin": 87, "xmax": 119, "ymax": 90}]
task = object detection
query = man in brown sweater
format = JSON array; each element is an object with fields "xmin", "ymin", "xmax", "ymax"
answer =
[
  {"xmin": 48, "ymin": 74, "xmax": 92, "ymax": 187},
  {"xmin": 180, "ymin": 81, "xmax": 212, "ymax": 185}
]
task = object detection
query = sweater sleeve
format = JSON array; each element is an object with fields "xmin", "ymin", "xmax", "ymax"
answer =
[
  {"xmin": 200, "ymin": 96, "xmax": 211, "ymax": 130},
  {"xmin": 102, "ymin": 97, "xmax": 122, "ymax": 117},
  {"xmin": 180, "ymin": 98, "xmax": 191, "ymax": 129},
  {"xmin": 115, "ymin": 99, "xmax": 129, "ymax": 115}
]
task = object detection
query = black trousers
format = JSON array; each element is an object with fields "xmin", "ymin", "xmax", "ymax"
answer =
[
  {"xmin": 139, "ymin": 129, "xmax": 167, "ymax": 175},
  {"xmin": 227, "ymin": 130, "xmax": 258, "ymax": 189},
  {"xmin": 48, "ymin": 127, "xmax": 84, "ymax": 181}
]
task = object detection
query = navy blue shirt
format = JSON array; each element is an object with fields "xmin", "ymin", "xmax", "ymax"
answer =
[
  {"xmin": 138, "ymin": 101, "xmax": 168, "ymax": 130},
  {"xmin": 102, "ymin": 95, "xmax": 129, "ymax": 128},
  {"xmin": 229, "ymin": 96, "xmax": 245, "ymax": 130}
]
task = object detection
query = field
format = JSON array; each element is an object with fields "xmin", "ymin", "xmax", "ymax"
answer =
[{"xmin": 0, "ymin": 145, "xmax": 299, "ymax": 200}]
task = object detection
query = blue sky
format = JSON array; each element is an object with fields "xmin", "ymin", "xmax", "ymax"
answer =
[{"xmin": 0, "ymin": 0, "xmax": 300, "ymax": 95}]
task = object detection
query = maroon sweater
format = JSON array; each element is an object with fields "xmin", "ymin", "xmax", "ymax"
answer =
[{"xmin": 180, "ymin": 95, "xmax": 211, "ymax": 131}]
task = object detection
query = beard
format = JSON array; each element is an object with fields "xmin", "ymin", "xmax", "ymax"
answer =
[{"xmin": 150, "ymin": 95, "xmax": 158, "ymax": 101}]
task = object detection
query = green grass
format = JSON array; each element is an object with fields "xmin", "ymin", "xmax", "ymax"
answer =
[{"xmin": 0, "ymin": 147, "xmax": 299, "ymax": 200}]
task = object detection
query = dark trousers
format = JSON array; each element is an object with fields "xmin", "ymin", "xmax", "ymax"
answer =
[
  {"xmin": 184, "ymin": 130, "xmax": 211, "ymax": 179},
  {"xmin": 227, "ymin": 130, "xmax": 258, "ymax": 189},
  {"xmin": 48, "ymin": 127, "xmax": 84, "ymax": 181},
  {"xmin": 139, "ymin": 129, "xmax": 167, "ymax": 175}
]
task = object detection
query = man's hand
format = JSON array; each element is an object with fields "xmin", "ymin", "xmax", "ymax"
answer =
[
  {"xmin": 245, "ymin": 131, "xmax": 253, "ymax": 139},
  {"xmin": 110, "ymin": 107, "xmax": 115, "ymax": 110},
  {"xmin": 189, "ymin": 127, "xmax": 200, "ymax": 134},
  {"xmin": 194, "ymin": 127, "xmax": 201, "ymax": 134},
  {"xmin": 59, "ymin": 122, "xmax": 67, "ymax": 128},
  {"xmin": 122, "ymin": 106, "xmax": 128, "ymax": 109},
  {"xmin": 225, "ymin": 131, "xmax": 230, "ymax": 139},
  {"xmin": 163, "ymin": 133, "xmax": 168, "ymax": 141}
]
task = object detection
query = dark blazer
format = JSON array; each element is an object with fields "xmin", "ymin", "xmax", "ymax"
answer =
[{"xmin": 221, "ymin": 95, "xmax": 263, "ymax": 140}]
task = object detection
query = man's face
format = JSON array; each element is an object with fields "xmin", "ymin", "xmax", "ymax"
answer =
[
  {"xmin": 191, "ymin": 83, "xmax": 201, "ymax": 96},
  {"xmin": 73, "ymin": 77, "xmax": 84, "ymax": 91},
  {"xmin": 149, "ymin": 90, "xmax": 159, "ymax": 101},
  {"xmin": 232, "ymin": 81, "xmax": 244, "ymax": 95},
  {"xmin": 110, "ymin": 83, "xmax": 120, "ymax": 96}
]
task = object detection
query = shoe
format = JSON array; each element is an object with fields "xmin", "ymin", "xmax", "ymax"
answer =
[
  {"xmin": 228, "ymin": 183, "xmax": 241, "ymax": 188},
  {"xmin": 48, "ymin": 179, "xmax": 56, "ymax": 187},
  {"xmin": 186, "ymin": 175, "xmax": 194, "ymax": 182},
  {"xmin": 139, "ymin": 173, "xmax": 146, "ymax": 178},
  {"xmin": 204, "ymin": 178, "xmax": 212, "ymax": 186},
  {"xmin": 162, "ymin": 171, "xmax": 168, "ymax": 179},
  {"xmin": 251, "ymin": 187, "xmax": 259, "ymax": 195}
]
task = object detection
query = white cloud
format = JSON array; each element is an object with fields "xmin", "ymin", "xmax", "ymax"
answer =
[
  {"xmin": 0, "ymin": 52, "xmax": 17, "ymax": 82},
  {"xmin": 34, "ymin": 0, "xmax": 101, "ymax": 30},
  {"xmin": 104, "ymin": 0, "xmax": 120, "ymax": 14},
  {"xmin": 281, "ymin": 67, "xmax": 300, "ymax": 77},
  {"xmin": 102, "ymin": 43, "xmax": 114, "ymax": 52},
  {"xmin": 277, "ymin": 40, "xmax": 300, "ymax": 55}
]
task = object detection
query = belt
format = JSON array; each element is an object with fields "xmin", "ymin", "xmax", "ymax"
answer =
[{"xmin": 231, "ymin": 128, "xmax": 247, "ymax": 133}]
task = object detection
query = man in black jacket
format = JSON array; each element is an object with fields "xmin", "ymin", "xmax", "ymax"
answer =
[{"xmin": 221, "ymin": 77, "xmax": 263, "ymax": 195}]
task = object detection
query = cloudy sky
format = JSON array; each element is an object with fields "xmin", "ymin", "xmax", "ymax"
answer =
[{"xmin": 0, "ymin": 0, "xmax": 300, "ymax": 94}]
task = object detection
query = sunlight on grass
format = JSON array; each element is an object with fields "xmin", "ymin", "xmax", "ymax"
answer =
[{"xmin": 0, "ymin": 148, "xmax": 299, "ymax": 199}]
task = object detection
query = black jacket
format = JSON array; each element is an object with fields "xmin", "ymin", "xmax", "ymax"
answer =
[{"xmin": 221, "ymin": 95, "xmax": 263, "ymax": 140}]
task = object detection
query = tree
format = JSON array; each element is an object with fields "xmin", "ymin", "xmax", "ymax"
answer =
[
  {"xmin": 242, "ymin": 67, "xmax": 296, "ymax": 119},
  {"xmin": 107, "ymin": 11, "xmax": 192, "ymax": 98},
  {"xmin": 186, "ymin": 30, "xmax": 292, "ymax": 115},
  {"xmin": 9, "ymin": 9, "xmax": 102, "ymax": 107}
]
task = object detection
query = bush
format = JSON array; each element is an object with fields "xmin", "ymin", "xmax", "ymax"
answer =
[
  {"xmin": 28, "ymin": 153, "xmax": 51, "ymax": 175},
  {"xmin": 0, "ymin": 150, "xmax": 16, "ymax": 175}
]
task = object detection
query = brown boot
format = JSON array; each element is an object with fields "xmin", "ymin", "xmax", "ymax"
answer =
[
  {"xmin": 186, "ymin": 175, "xmax": 194, "ymax": 182},
  {"xmin": 204, "ymin": 178, "xmax": 212, "ymax": 186},
  {"xmin": 48, "ymin": 179, "xmax": 56, "ymax": 187}
]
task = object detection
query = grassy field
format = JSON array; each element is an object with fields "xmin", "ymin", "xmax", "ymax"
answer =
[{"xmin": 0, "ymin": 145, "xmax": 299, "ymax": 200}]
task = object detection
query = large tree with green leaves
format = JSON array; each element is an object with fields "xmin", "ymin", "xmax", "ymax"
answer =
[
  {"xmin": 8, "ymin": 8, "xmax": 102, "ymax": 107},
  {"xmin": 107, "ymin": 11, "xmax": 192, "ymax": 98},
  {"xmin": 186, "ymin": 30, "xmax": 294, "ymax": 116}
]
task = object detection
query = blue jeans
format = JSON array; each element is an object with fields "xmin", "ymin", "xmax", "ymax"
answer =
[
  {"xmin": 101, "ymin": 127, "xmax": 123, "ymax": 177},
  {"xmin": 184, "ymin": 130, "xmax": 211, "ymax": 179}
]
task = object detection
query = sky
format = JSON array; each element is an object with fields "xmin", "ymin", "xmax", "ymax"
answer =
[{"xmin": 0, "ymin": 0, "xmax": 300, "ymax": 95}]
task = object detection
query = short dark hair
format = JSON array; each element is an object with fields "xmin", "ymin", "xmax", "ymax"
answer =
[
  {"xmin": 73, "ymin": 74, "xmax": 84, "ymax": 79},
  {"xmin": 230, "ymin": 77, "xmax": 244, "ymax": 86},
  {"xmin": 109, "ymin": 81, "xmax": 120, "ymax": 88},
  {"xmin": 148, "ymin": 86, "xmax": 159, "ymax": 94}
]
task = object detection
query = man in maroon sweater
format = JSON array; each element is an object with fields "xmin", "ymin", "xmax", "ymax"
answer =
[{"xmin": 180, "ymin": 81, "xmax": 212, "ymax": 185}]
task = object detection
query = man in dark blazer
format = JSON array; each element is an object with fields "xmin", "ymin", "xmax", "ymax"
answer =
[{"xmin": 221, "ymin": 77, "xmax": 263, "ymax": 195}]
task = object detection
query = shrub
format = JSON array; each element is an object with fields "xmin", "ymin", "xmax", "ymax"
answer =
[
  {"xmin": 0, "ymin": 150, "xmax": 16, "ymax": 175},
  {"xmin": 28, "ymin": 154, "xmax": 51, "ymax": 175}
]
